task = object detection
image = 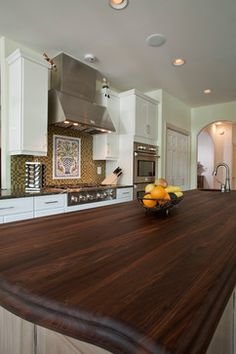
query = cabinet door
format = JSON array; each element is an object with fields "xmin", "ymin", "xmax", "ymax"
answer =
[
  {"xmin": 166, "ymin": 129, "xmax": 189, "ymax": 190},
  {"xmin": 206, "ymin": 291, "xmax": 234, "ymax": 354},
  {"xmin": 8, "ymin": 49, "xmax": 48, "ymax": 156},
  {"xmin": 4, "ymin": 212, "xmax": 34, "ymax": 223},
  {"xmin": 93, "ymin": 90, "xmax": 119, "ymax": 160},
  {"xmin": 0, "ymin": 197, "xmax": 34, "ymax": 217},
  {"xmin": 234, "ymin": 290, "xmax": 236, "ymax": 354},
  {"xmin": 116, "ymin": 187, "xmax": 133, "ymax": 201},
  {"xmin": 0, "ymin": 306, "xmax": 34, "ymax": 354},
  {"xmin": 106, "ymin": 133, "xmax": 119, "ymax": 159},
  {"xmin": 22, "ymin": 58, "xmax": 48, "ymax": 155},
  {"xmin": 135, "ymin": 96, "xmax": 149, "ymax": 138},
  {"xmin": 147, "ymin": 102, "xmax": 158, "ymax": 141},
  {"xmin": 135, "ymin": 96, "xmax": 158, "ymax": 142},
  {"xmin": 34, "ymin": 194, "xmax": 66, "ymax": 218},
  {"xmin": 37, "ymin": 325, "xmax": 112, "ymax": 354},
  {"xmin": 166, "ymin": 130, "xmax": 178, "ymax": 186}
]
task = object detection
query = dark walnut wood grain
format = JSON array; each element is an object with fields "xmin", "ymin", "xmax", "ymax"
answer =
[{"xmin": 0, "ymin": 190, "xmax": 235, "ymax": 354}]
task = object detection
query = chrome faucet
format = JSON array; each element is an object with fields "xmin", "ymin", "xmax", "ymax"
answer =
[{"xmin": 212, "ymin": 163, "xmax": 231, "ymax": 192}]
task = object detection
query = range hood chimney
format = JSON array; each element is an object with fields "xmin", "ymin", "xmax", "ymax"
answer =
[{"xmin": 48, "ymin": 53, "xmax": 115, "ymax": 134}]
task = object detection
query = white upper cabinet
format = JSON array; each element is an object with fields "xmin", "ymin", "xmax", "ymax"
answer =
[
  {"xmin": 135, "ymin": 95, "xmax": 158, "ymax": 142},
  {"xmin": 7, "ymin": 49, "xmax": 49, "ymax": 156},
  {"xmin": 120, "ymin": 89, "xmax": 158, "ymax": 145},
  {"xmin": 93, "ymin": 89, "xmax": 120, "ymax": 160}
]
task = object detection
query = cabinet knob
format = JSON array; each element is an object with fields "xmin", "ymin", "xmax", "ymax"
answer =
[{"xmin": 146, "ymin": 124, "xmax": 151, "ymax": 135}]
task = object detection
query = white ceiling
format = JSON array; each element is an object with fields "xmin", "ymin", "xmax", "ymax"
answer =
[{"xmin": 1, "ymin": 0, "xmax": 236, "ymax": 107}]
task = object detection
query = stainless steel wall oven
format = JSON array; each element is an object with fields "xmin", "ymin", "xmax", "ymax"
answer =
[{"xmin": 133, "ymin": 142, "xmax": 159, "ymax": 199}]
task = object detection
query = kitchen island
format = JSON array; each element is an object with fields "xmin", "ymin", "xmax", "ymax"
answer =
[{"xmin": 0, "ymin": 190, "xmax": 235, "ymax": 354}]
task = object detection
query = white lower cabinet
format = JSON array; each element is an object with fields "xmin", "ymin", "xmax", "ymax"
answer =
[
  {"xmin": 0, "ymin": 307, "xmax": 34, "ymax": 354},
  {"xmin": 0, "ymin": 197, "xmax": 34, "ymax": 223},
  {"xmin": 207, "ymin": 289, "xmax": 235, "ymax": 354},
  {"xmin": 4, "ymin": 212, "xmax": 34, "ymax": 223},
  {"xmin": 0, "ymin": 189, "xmax": 132, "ymax": 223},
  {"xmin": 36, "ymin": 326, "xmax": 112, "ymax": 354},
  {"xmin": 0, "ymin": 306, "xmax": 111, "ymax": 354},
  {"xmin": 34, "ymin": 194, "xmax": 66, "ymax": 218},
  {"xmin": 116, "ymin": 187, "xmax": 133, "ymax": 201}
]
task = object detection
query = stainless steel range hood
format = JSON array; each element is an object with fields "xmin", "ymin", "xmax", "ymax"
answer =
[{"xmin": 48, "ymin": 53, "xmax": 115, "ymax": 134}]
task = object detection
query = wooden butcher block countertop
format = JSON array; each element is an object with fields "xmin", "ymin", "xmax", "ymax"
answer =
[{"xmin": 0, "ymin": 190, "xmax": 235, "ymax": 354}]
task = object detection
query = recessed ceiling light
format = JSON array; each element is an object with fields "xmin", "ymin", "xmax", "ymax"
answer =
[
  {"xmin": 64, "ymin": 120, "xmax": 70, "ymax": 124},
  {"xmin": 73, "ymin": 122, "xmax": 79, "ymax": 126},
  {"xmin": 216, "ymin": 122, "xmax": 222, "ymax": 125},
  {"xmin": 84, "ymin": 54, "xmax": 97, "ymax": 63},
  {"xmin": 109, "ymin": 0, "xmax": 128, "ymax": 10},
  {"xmin": 204, "ymin": 89, "xmax": 212, "ymax": 94},
  {"xmin": 172, "ymin": 58, "xmax": 186, "ymax": 66},
  {"xmin": 146, "ymin": 34, "xmax": 166, "ymax": 47}
]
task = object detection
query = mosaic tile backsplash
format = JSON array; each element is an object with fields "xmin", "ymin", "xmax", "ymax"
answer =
[{"xmin": 11, "ymin": 126, "xmax": 106, "ymax": 189}]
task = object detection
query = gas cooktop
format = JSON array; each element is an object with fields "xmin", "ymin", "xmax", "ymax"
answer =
[{"xmin": 46, "ymin": 184, "xmax": 117, "ymax": 205}]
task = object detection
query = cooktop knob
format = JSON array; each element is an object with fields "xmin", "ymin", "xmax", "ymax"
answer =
[
  {"xmin": 71, "ymin": 196, "xmax": 78, "ymax": 203},
  {"xmin": 79, "ymin": 195, "xmax": 84, "ymax": 202}
]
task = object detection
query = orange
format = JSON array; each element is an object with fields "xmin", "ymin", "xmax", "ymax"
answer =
[
  {"xmin": 164, "ymin": 192, "xmax": 171, "ymax": 201},
  {"xmin": 150, "ymin": 186, "xmax": 166, "ymax": 200},
  {"xmin": 159, "ymin": 191, "xmax": 171, "ymax": 206},
  {"xmin": 143, "ymin": 194, "xmax": 157, "ymax": 208}
]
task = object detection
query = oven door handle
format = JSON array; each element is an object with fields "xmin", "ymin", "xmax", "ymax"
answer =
[{"xmin": 134, "ymin": 152, "xmax": 159, "ymax": 158}]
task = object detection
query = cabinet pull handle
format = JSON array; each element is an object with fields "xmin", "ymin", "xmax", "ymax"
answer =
[
  {"xmin": 0, "ymin": 206, "xmax": 15, "ymax": 210},
  {"xmin": 45, "ymin": 201, "xmax": 59, "ymax": 204},
  {"xmin": 122, "ymin": 192, "xmax": 130, "ymax": 195}
]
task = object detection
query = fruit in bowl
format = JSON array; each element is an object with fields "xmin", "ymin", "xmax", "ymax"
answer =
[
  {"xmin": 150, "ymin": 185, "xmax": 167, "ymax": 200},
  {"xmin": 140, "ymin": 180, "xmax": 183, "ymax": 211},
  {"xmin": 155, "ymin": 178, "xmax": 168, "ymax": 188},
  {"xmin": 145, "ymin": 183, "xmax": 155, "ymax": 193},
  {"xmin": 143, "ymin": 194, "xmax": 157, "ymax": 208}
]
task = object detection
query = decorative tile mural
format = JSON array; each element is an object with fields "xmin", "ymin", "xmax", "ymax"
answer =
[
  {"xmin": 11, "ymin": 126, "xmax": 105, "ymax": 189},
  {"xmin": 53, "ymin": 135, "xmax": 81, "ymax": 179}
]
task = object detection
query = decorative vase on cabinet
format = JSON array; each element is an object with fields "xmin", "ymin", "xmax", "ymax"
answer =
[
  {"xmin": 7, "ymin": 49, "xmax": 49, "ymax": 156},
  {"xmin": 93, "ymin": 89, "xmax": 119, "ymax": 160}
]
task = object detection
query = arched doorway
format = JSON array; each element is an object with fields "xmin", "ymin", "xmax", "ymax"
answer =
[{"xmin": 197, "ymin": 121, "xmax": 236, "ymax": 190}]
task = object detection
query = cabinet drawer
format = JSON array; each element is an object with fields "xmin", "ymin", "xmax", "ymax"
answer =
[
  {"xmin": 0, "ymin": 197, "xmax": 34, "ymax": 216},
  {"xmin": 116, "ymin": 188, "xmax": 133, "ymax": 200},
  {"xmin": 34, "ymin": 208, "xmax": 65, "ymax": 218},
  {"xmin": 4, "ymin": 212, "xmax": 34, "ymax": 223},
  {"xmin": 34, "ymin": 194, "xmax": 66, "ymax": 211}
]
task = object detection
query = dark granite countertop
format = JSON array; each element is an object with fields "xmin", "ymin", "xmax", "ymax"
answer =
[
  {"xmin": 0, "ymin": 185, "xmax": 133, "ymax": 200},
  {"xmin": 0, "ymin": 188, "xmax": 66, "ymax": 200}
]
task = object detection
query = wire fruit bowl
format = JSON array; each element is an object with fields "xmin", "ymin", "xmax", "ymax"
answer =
[{"xmin": 138, "ymin": 195, "xmax": 183, "ymax": 216}]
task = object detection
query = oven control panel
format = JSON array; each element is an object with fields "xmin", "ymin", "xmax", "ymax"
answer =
[
  {"xmin": 68, "ymin": 188, "xmax": 116, "ymax": 206},
  {"xmin": 134, "ymin": 142, "xmax": 158, "ymax": 154}
]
